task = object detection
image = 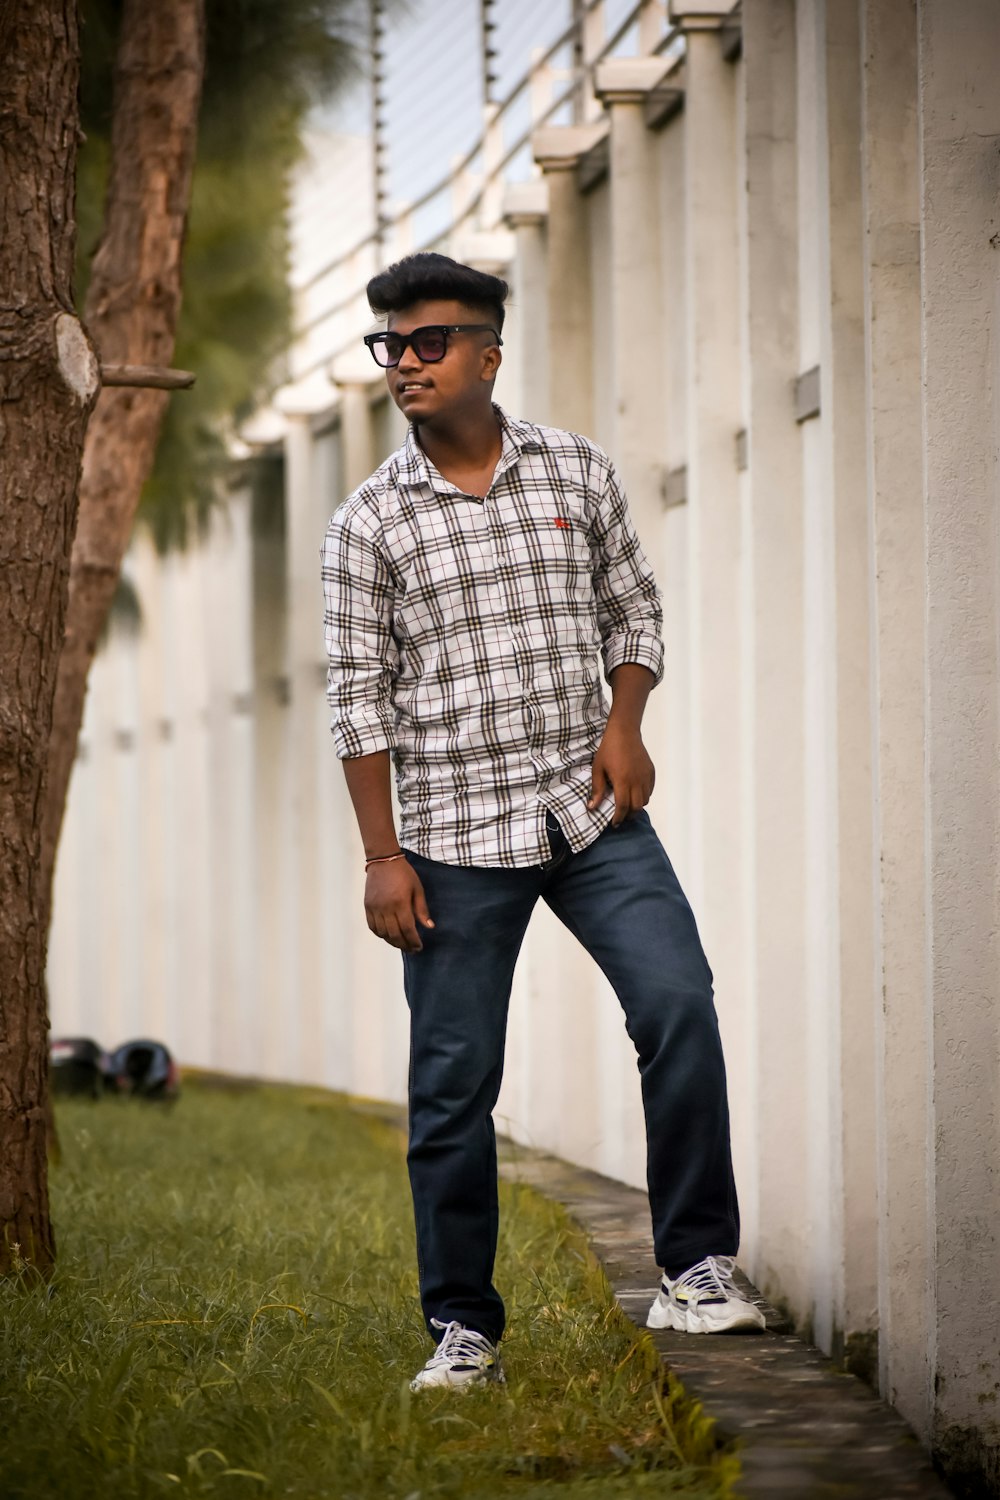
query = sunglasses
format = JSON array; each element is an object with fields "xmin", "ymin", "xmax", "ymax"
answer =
[{"xmin": 363, "ymin": 323, "xmax": 503, "ymax": 368}]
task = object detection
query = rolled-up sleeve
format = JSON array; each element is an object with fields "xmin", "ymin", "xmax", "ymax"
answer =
[
  {"xmin": 589, "ymin": 460, "xmax": 664, "ymax": 686},
  {"xmin": 320, "ymin": 502, "xmax": 399, "ymax": 759}
]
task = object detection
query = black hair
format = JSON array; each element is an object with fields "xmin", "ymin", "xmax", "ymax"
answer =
[{"xmin": 367, "ymin": 252, "xmax": 508, "ymax": 333}]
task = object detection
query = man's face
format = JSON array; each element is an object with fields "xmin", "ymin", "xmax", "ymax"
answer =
[{"xmin": 384, "ymin": 298, "xmax": 501, "ymax": 424}]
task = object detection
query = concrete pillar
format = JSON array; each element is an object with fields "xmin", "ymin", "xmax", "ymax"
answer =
[
  {"xmin": 590, "ymin": 62, "xmax": 676, "ymax": 1190},
  {"xmin": 532, "ymin": 125, "xmax": 605, "ymax": 435},
  {"xmin": 164, "ymin": 546, "xmax": 213, "ymax": 1068},
  {"xmin": 815, "ymin": 0, "xmax": 878, "ymax": 1362},
  {"xmin": 339, "ymin": 382, "xmax": 377, "ymax": 493},
  {"xmin": 251, "ymin": 427, "xmax": 291, "ymax": 1081},
  {"xmin": 335, "ymin": 383, "xmax": 403, "ymax": 1101},
  {"xmin": 639, "ymin": 0, "xmax": 668, "ymax": 52},
  {"xmin": 130, "ymin": 530, "xmax": 172, "ymax": 1052},
  {"xmin": 593, "ymin": 57, "xmax": 669, "ymax": 536},
  {"xmin": 284, "ymin": 413, "xmax": 324, "ymax": 1085},
  {"xmin": 918, "ymin": 0, "xmax": 1000, "ymax": 1478},
  {"xmin": 671, "ymin": 10, "xmax": 747, "ymax": 1171},
  {"xmin": 578, "ymin": 0, "xmax": 606, "ymax": 123},
  {"xmin": 202, "ymin": 489, "xmax": 258, "ymax": 1080},
  {"xmin": 739, "ymin": 0, "xmax": 808, "ymax": 1306},
  {"xmin": 481, "ymin": 103, "xmax": 504, "ymax": 228},
  {"xmin": 502, "ymin": 180, "xmax": 550, "ymax": 427},
  {"xmin": 108, "ymin": 632, "xmax": 142, "ymax": 1043},
  {"xmin": 309, "ymin": 427, "xmax": 354, "ymax": 1093},
  {"xmin": 653, "ymin": 92, "xmax": 692, "ymax": 883},
  {"xmin": 859, "ymin": 0, "xmax": 931, "ymax": 1434}
]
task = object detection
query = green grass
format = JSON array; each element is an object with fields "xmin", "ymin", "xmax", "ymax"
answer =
[{"xmin": 0, "ymin": 1080, "xmax": 738, "ymax": 1499}]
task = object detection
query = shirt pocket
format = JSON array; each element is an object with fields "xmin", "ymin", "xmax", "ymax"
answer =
[{"xmin": 521, "ymin": 502, "xmax": 597, "ymax": 631}]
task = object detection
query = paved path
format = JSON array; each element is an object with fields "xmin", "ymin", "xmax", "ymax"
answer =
[{"xmin": 497, "ymin": 1138, "xmax": 954, "ymax": 1500}]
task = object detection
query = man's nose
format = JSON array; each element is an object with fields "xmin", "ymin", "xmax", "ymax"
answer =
[{"xmin": 397, "ymin": 342, "xmax": 424, "ymax": 372}]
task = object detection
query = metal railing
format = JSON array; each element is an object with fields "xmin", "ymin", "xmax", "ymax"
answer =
[{"xmin": 282, "ymin": 0, "xmax": 679, "ymax": 394}]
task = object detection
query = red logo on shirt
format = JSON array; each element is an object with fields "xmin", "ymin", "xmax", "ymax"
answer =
[{"xmin": 553, "ymin": 517, "xmax": 571, "ymax": 529}]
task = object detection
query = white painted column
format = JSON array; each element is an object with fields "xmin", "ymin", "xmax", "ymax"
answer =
[
  {"xmin": 859, "ymin": 0, "xmax": 931, "ymax": 1433},
  {"xmin": 335, "ymin": 382, "xmax": 405, "ymax": 1103},
  {"xmin": 593, "ymin": 58, "xmax": 669, "ymax": 538},
  {"xmin": 578, "ymin": 0, "xmax": 607, "ymax": 123},
  {"xmin": 130, "ymin": 531, "xmax": 172, "ymax": 1052},
  {"xmin": 338, "ymin": 382, "xmax": 376, "ymax": 497},
  {"xmin": 815, "ymin": 0, "xmax": 878, "ymax": 1360},
  {"xmin": 670, "ymin": 9, "xmax": 747, "ymax": 1179},
  {"xmin": 108, "ymin": 628, "xmax": 143, "ymax": 1043},
  {"xmin": 654, "ymin": 100, "xmax": 693, "ymax": 883},
  {"xmin": 310, "ymin": 426, "xmax": 355, "ymax": 1094},
  {"xmin": 164, "ymin": 545, "xmax": 214, "ymax": 1068},
  {"xmin": 250, "ymin": 433, "xmax": 292, "ymax": 1082},
  {"xmin": 502, "ymin": 180, "xmax": 550, "ymax": 427},
  {"xmin": 918, "ymin": 0, "xmax": 1000, "ymax": 1469},
  {"xmin": 203, "ymin": 489, "xmax": 258, "ymax": 1080},
  {"xmin": 589, "ymin": 58, "xmax": 677, "ymax": 1196},
  {"xmin": 283, "ymin": 412, "xmax": 324, "ymax": 1085},
  {"xmin": 591, "ymin": 60, "xmax": 675, "ymax": 821},
  {"xmin": 532, "ymin": 125, "xmax": 605, "ymax": 436},
  {"xmin": 739, "ymin": 0, "xmax": 807, "ymax": 1303}
]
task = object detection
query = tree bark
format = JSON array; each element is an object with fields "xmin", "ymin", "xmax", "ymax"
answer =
[
  {"xmin": 0, "ymin": 0, "xmax": 99, "ymax": 1275},
  {"xmin": 39, "ymin": 0, "xmax": 207, "ymax": 919}
]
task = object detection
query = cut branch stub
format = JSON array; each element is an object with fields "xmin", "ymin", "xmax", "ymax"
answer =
[{"xmin": 100, "ymin": 364, "xmax": 196, "ymax": 390}]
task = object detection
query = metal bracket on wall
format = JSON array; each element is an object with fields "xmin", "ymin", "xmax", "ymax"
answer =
[
  {"xmin": 663, "ymin": 465, "xmax": 689, "ymax": 509},
  {"xmin": 795, "ymin": 365, "xmax": 821, "ymax": 423}
]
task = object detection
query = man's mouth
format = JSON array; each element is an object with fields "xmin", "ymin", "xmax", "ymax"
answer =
[{"xmin": 397, "ymin": 381, "xmax": 430, "ymax": 394}]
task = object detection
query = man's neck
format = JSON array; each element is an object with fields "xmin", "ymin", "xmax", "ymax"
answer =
[{"xmin": 415, "ymin": 405, "xmax": 502, "ymax": 476}]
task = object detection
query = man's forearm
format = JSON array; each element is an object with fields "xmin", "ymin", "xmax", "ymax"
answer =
[
  {"xmin": 342, "ymin": 750, "xmax": 400, "ymax": 857},
  {"xmin": 607, "ymin": 662, "xmax": 656, "ymax": 731}
]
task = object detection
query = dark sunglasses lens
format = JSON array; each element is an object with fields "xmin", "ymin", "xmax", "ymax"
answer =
[{"xmin": 412, "ymin": 329, "xmax": 447, "ymax": 361}]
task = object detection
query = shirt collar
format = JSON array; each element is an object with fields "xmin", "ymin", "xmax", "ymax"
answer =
[{"xmin": 395, "ymin": 404, "xmax": 543, "ymax": 495}]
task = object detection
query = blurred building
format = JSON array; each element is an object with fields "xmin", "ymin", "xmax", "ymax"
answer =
[{"xmin": 50, "ymin": 1, "xmax": 1000, "ymax": 1488}]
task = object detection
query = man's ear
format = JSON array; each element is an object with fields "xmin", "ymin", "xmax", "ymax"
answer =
[{"xmin": 482, "ymin": 344, "xmax": 502, "ymax": 382}]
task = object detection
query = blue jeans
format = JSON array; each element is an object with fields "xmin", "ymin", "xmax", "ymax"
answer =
[{"xmin": 401, "ymin": 811, "xmax": 739, "ymax": 1344}]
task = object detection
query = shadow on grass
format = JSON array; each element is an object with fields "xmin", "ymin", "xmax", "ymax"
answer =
[{"xmin": 0, "ymin": 1077, "xmax": 739, "ymax": 1499}]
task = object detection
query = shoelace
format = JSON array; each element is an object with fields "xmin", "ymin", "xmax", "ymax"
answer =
[
  {"xmin": 672, "ymin": 1254, "xmax": 737, "ymax": 1299},
  {"xmin": 427, "ymin": 1318, "xmax": 495, "ymax": 1368}
]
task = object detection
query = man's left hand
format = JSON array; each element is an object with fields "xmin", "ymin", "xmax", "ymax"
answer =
[{"xmin": 587, "ymin": 721, "xmax": 655, "ymax": 826}]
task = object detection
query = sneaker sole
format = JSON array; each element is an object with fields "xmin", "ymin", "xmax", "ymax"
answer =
[
  {"xmin": 410, "ymin": 1364, "xmax": 505, "ymax": 1393},
  {"xmin": 646, "ymin": 1297, "xmax": 766, "ymax": 1334},
  {"xmin": 410, "ymin": 1371, "xmax": 504, "ymax": 1392}
]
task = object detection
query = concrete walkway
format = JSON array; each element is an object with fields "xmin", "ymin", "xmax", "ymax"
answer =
[{"xmin": 497, "ymin": 1138, "xmax": 954, "ymax": 1500}]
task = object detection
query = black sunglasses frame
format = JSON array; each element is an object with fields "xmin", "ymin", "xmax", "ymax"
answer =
[{"xmin": 363, "ymin": 323, "xmax": 503, "ymax": 368}]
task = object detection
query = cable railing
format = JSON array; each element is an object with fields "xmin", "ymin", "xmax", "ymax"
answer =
[
  {"xmin": 281, "ymin": 0, "xmax": 680, "ymax": 395},
  {"xmin": 294, "ymin": 6, "xmax": 586, "ymax": 298}
]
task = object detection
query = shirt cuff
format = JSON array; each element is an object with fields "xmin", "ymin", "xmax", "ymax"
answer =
[
  {"xmin": 601, "ymin": 631, "xmax": 664, "ymax": 687},
  {"xmin": 331, "ymin": 711, "xmax": 396, "ymax": 760}
]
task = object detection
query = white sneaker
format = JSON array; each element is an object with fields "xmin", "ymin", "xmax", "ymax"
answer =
[
  {"xmin": 646, "ymin": 1255, "xmax": 766, "ymax": 1334},
  {"xmin": 410, "ymin": 1318, "xmax": 505, "ymax": 1391}
]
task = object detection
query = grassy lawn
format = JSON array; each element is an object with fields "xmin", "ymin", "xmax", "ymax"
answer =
[{"xmin": 0, "ymin": 1079, "xmax": 738, "ymax": 1499}]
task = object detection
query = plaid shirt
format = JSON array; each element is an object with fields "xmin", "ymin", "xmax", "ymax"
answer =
[{"xmin": 321, "ymin": 406, "xmax": 663, "ymax": 867}]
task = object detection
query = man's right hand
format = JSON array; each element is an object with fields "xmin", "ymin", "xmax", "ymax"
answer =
[{"xmin": 364, "ymin": 859, "xmax": 434, "ymax": 953}]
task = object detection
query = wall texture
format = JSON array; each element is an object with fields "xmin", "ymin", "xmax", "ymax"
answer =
[{"xmin": 49, "ymin": 2, "xmax": 1000, "ymax": 1490}]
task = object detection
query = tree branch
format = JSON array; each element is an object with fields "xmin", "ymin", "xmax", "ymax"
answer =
[{"xmin": 100, "ymin": 363, "xmax": 196, "ymax": 390}]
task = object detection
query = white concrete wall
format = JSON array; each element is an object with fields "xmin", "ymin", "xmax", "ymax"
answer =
[{"xmin": 48, "ymin": 1, "xmax": 1000, "ymax": 1486}]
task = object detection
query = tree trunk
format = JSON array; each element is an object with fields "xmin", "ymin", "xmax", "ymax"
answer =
[
  {"xmin": 38, "ymin": 0, "xmax": 206, "ymax": 924},
  {"xmin": 0, "ymin": 0, "xmax": 99, "ymax": 1276}
]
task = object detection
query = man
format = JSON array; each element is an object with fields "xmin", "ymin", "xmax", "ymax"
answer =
[{"xmin": 321, "ymin": 251, "xmax": 764, "ymax": 1393}]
